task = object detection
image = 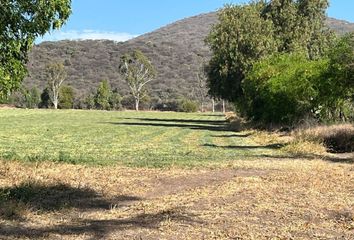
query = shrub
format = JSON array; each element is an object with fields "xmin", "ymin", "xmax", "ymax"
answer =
[
  {"xmin": 58, "ymin": 85, "xmax": 75, "ymax": 109},
  {"xmin": 178, "ymin": 99, "xmax": 198, "ymax": 112},
  {"xmin": 243, "ymin": 53, "xmax": 325, "ymax": 125}
]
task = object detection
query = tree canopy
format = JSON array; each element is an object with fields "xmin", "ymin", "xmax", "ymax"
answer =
[{"xmin": 0, "ymin": 0, "xmax": 71, "ymax": 98}]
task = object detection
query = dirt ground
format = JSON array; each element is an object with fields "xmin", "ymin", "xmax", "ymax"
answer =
[{"xmin": 0, "ymin": 158, "xmax": 353, "ymax": 239}]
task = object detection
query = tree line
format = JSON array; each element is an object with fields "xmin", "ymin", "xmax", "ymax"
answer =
[{"xmin": 206, "ymin": 0, "xmax": 354, "ymax": 124}]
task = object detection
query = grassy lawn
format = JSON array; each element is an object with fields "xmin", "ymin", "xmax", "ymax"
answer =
[
  {"xmin": 0, "ymin": 109, "xmax": 352, "ymax": 239},
  {"xmin": 0, "ymin": 109, "xmax": 279, "ymax": 167}
]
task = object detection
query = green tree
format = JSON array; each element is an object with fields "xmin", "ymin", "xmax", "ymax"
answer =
[
  {"xmin": 59, "ymin": 85, "xmax": 75, "ymax": 109},
  {"xmin": 95, "ymin": 80, "xmax": 111, "ymax": 110},
  {"xmin": 0, "ymin": 0, "xmax": 71, "ymax": 98},
  {"xmin": 206, "ymin": 0, "xmax": 333, "ymax": 107},
  {"xmin": 46, "ymin": 62, "xmax": 67, "ymax": 109},
  {"xmin": 205, "ymin": 2, "xmax": 276, "ymax": 102},
  {"xmin": 119, "ymin": 50, "xmax": 157, "ymax": 111}
]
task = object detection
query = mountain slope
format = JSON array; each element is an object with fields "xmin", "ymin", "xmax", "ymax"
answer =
[{"xmin": 25, "ymin": 12, "xmax": 354, "ymax": 100}]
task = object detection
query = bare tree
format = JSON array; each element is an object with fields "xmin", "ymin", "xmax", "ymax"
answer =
[
  {"xmin": 45, "ymin": 62, "xmax": 67, "ymax": 109},
  {"xmin": 193, "ymin": 62, "xmax": 209, "ymax": 112},
  {"xmin": 119, "ymin": 50, "xmax": 156, "ymax": 111}
]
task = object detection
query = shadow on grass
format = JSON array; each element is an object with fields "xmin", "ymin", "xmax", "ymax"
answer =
[
  {"xmin": 248, "ymin": 152, "xmax": 354, "ymax": 164},
  {"xmin": 0, "ymin": 207, "xmax": 201, "ymax": 239},
  {"xmin": 121, "ymin": 117, "xmax": 227, "ymax": 125},
  {"xmin": 108, "ymin": 122, "xmax": 229, "ymax": 132},
  {"xmin": 211, "ymin": 133, "xmax": 253, "ymax": 138},
  {"xmin": 0, "ymin": 181, "xmax": 140, "ymax": 220},
  {"xmin": 202, "ymin": 143, "xmax": 284, "ymax": 150},
  {"xmin": 104, "ymin": 117, "xmax": 231, "ymax": 132}
]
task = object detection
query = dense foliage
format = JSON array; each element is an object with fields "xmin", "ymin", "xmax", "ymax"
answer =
[
  {"xmin": 243, "ymin": 33, "xmax": 354, "ymax": 124},
  {"xmin": 316, "ymin": 33, "xmax": 354, "ymax": 121},
  {"xmin": 0, "ymin": 0, "xmax": 71, "ymax": 98},
  {"xmin": 243, "ymin": 54, "xmax": 326, "ymax": 124},
  {"xmin": 206, "ymin": 0, "xmax": 333, "ymax": 103}
]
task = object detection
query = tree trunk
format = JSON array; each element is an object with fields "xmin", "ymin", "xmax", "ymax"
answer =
[
  {"xmin": 222, "ymin": 100, "xmax": 225, "ymax": 113},
  {"xmin": 201, "ymin": 102, "xmax": 204, "ymax": 112},
  {"xmin": 53, "ymin": 92, "xmax": 58, "ymax": 109},
  {"xmin": 212, "ymin": 99, "xmax": 215, "ymax": 113},
  {"xmin": 53, "ymin": 101, "xmax": 58, "ymax": 109},
  {"xmin": 135, "ymin": 97, "xmax": 139, "ymax": 111}
]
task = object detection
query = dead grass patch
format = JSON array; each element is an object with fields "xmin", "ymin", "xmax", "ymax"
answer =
[
  {"xmin": 293, "ymin": 124, "xmax": 354, "ymax": 153},
  {"xmin": 0, "ymin": 159, "xmax": 353, "ymax": 239}
]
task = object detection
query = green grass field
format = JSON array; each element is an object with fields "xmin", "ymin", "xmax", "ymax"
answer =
[{"xmin": 0, "ymin": 109, "xmax": 279, "ymax": 167}]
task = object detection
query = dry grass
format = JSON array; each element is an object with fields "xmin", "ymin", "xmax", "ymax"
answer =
[
  {"xmin": 293, "ymin": 124, "xmax": 354, "ymax": 153},
  {"xmin": 0, "ymin": 159, "xmax": 353, "ymax": 239}
]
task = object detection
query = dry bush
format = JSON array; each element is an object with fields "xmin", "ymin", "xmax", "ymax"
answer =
[
  {"xmin": 293, "ymin": 124, "xmax": 354, "ymax": 153},
  {"xmin": 225, "ymin": 112, "xmax": 248, "ymax": 131}
]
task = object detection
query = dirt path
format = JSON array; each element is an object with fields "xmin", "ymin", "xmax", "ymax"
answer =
[{"xmin": 145, "ymin": 168, "xmax": 269, "ymax": 198}]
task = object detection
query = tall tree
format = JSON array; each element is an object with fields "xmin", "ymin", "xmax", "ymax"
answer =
[
  {"xmin": 46, "ymin": 62, "xmax": 67, "ymax": 109},
  {"xmin": 119, "ymin": 50, "xmax": 156, "ymax": 111},
  {"xmin": 0, "ymin": 0, "xmax": 71, "ymax": 98},
  {"xmin": 205, "ymin": 2, "xmax": 276, "ymax": 103}
]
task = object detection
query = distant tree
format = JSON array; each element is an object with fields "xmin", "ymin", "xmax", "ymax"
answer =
[
  {"xmin": 95, "ymin": 80, "xmax": 111, "ymax": 110},
  {"xmin": 84, "ymin": 94, "xmax": 95, "ymax": 110},
  {"xmin": 109, "ymin": 89, "xmax": 122, "ymax": 110},
  {"xmin": 119, "ymin": 50, "xmax": 156, "ymax": 111},
  {"xmin": 193, "ymin": 63, "xmax": 209, "ymax": 112},
  {"xmin": 45, "ymin": 62, "xmax": 67, "ymax": 109},
  {"xmin": 27, "ymin": 87, "xmax": 41, "ymax": 108},
  {"xmin": 59, "ymin": 85, "xmax": 75, "ymax": 109},
  {"xmin": 0, "ymin": 0, "xmax": 71, "ymax": 98}
]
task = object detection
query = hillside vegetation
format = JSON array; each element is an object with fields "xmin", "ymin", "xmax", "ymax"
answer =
[{"xmin": 24, "ymin": 13, "xmax": 354, "ymax": 101}]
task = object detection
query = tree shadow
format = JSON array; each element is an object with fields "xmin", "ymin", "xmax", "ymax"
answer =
[
  {"xmin": 202, "ymin": 143, "xmax": 284, "ymax": 150},
  {"xmin": 248, "ymin": 153, "xmax": 353, "ymax": 163},
  {"xmin": 0, "ymin": 181, "xmax": 140, "ymax": 220},
  {"xmin": 0, "ymin": 207, "xmax": 201, "ymax": 239},
  {"xmin": 121, "ymin": 117, "xmax": 227, "ymax": 125},
  {"xmin": 107, "ymin": 122, "xmax": 229, "ymax": 132},
  {"xmin": 199, "ymin": 113, "xmax": 225, "ymax": 117},
  {"xmin": 211, "ymin": 133, "xmax": 253, "ymax": 138}
]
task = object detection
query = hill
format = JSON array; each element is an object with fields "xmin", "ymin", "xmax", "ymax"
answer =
[{"xmin": 24, "ymin": 12, "xmax": 354, "ymax": 102}]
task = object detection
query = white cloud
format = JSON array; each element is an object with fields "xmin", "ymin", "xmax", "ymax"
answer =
[{"xmin": 37, "ymin": 30, "xmax": 139, "ymax": 43}]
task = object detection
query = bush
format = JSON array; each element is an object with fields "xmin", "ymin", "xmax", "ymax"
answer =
[
  {"xmin": 58, "ymin": 85, "xmax": 75, "ymax": 109},
  {"xmin": 243, "ymin": 53, "xmax": 325, "ymax": 125},
  {"xmin": 178, "ymin": 99, "xmax": 198, "ymax": 112}
]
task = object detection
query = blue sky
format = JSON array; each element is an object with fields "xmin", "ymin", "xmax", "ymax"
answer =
[{"xmin": 38, "ymin": 0, "xmax": 354, "ymax": 43}]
